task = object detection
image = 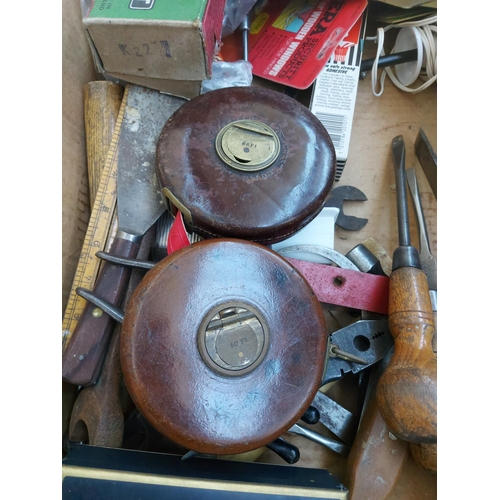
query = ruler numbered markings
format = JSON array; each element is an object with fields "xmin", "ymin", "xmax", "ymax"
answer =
[{"xmin": 62, "ymin": 87, "xmax": 129, "ymax": 351}]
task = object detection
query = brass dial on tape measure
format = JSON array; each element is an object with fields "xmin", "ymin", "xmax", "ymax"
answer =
[
  {"xmin": 215, "ymin": 120, "xmax": 280, "ymax": 172},
  {"xmin": 198, "ymin": 303, "xmax": 269, "ymax": 376},
  {"xmin": 121, "ymin": 239, "xmax": 327, "ymax": 456},
  {"xmin": 156, "ymin": 86, "xmax": 336, "ymax": 244}
]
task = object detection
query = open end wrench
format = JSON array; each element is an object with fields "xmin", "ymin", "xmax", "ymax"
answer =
[{"xmin": 325, "ymin": 185, "xmax": 368, "ymax": 230}]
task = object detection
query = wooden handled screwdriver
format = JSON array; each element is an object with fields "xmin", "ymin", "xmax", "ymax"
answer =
[{"xmin": 375, "ymin": 136, "xmax": 437, "ymax": 444}]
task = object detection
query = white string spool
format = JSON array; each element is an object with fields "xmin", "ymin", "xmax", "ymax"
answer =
[
  {"xmin": 393, "ymin": 27, "xmax": 424, "ymax": 86},
  {"xmin": 367, "ymin": 14, "xmax": 437, "ymax": 96}
]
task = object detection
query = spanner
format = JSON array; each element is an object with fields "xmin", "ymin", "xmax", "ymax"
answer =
[{"xmin": 325, "ymin": 185, "xmax": 369, "ymax": 230}]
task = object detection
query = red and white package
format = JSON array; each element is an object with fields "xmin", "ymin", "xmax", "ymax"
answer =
[{"xmin": 248, "ymin": 0, "xmax": 367, "ymax": 89}]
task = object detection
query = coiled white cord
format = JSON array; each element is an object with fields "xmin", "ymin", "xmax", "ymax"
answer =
[{"xmin": 366, "ymin": 14, "xmax": 437, "ymax": 96}]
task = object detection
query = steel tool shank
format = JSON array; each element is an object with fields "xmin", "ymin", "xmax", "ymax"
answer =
[{"xmin": 376, "ymin": 136, "xmax": 437, "ymax": 444}]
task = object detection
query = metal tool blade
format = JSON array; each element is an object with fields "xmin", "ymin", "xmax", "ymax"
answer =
[
  {"xmin": 288, "ymin": 423, "xmax": 350, "ymax": 456},
  {"xmin": 392, "ymin": 136, "xmax": 412, "ymax": 248},
  {"xmin": 405, "ymin": 168, "xmax": 437, "ymax": 295},
  {"xmin": 312, "ymin": 391, "xmax": 358, "ymax": 445},
  {"xmin": 117, "ymin": 86, "xmax": 186, "ymax": 237},
  {"xmin": 323, "ymin": 320, "xmax": 393, "ymax": 385},
  {"xmin": 414, "ymin": 128, "xmax": 437, "ymax": 198}
]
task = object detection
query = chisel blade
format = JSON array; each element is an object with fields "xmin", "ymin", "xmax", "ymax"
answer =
[
  {"xmin": 117, "ymin": 87, "xmax": 185, "ymax": 236},
  {"xmin": 312, "ymin": 391, "xmax": 358, "ymax": 445},
  {"xmin": 414, "ymin": 128, "xmax": 437, "ymax": 199}
]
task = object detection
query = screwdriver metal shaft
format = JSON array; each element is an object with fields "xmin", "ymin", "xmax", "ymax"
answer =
[
  {"xmin": 405, "ymin": 167, "xmax": 437, "ymax": 309},
  {"xmin": 405, "ymin": 166, "xmax": 438, "ymax": 354}
]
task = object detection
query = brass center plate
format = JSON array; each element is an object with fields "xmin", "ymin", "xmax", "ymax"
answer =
[{"xmin": 215, "ymin": 120, "xmax": 280, "ymax": 172}]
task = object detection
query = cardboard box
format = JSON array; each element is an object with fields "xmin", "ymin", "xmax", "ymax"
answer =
[
  {"xmin": 61, "ymin": 0, "xmax": 438, "ymax": 496},
  {"xmin": 83, "ymin": 0, "xmax": 225, "ymax": 94},
  {"xmin": 105, "ymin": 71, "xmax": 202, "ymax": 99}
]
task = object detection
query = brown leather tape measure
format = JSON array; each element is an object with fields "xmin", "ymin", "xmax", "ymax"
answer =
[
  {"xmin": 156, "ymin": 86, "xmax": 336, "ymax": 245},
  {"xmin": 121, "ymin": 239, "xmax": 328, "ymax": 455}
]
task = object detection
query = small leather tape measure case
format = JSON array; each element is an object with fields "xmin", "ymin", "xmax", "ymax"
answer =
[
  {"xmin": 121, "ymin": 239, "xmax": 327, "ymax": 455},
  {"xmin": 156, "ymin": 87, "xmax": 336, "ymax": 245}
]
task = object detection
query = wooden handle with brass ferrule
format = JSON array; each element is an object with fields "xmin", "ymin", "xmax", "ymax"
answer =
[{"xmin": 376, "ymin": 266, "xmax": 437, "ymax": 444}]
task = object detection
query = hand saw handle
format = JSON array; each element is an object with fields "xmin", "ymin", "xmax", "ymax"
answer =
[{"xmin": 62, "ymin": 237, "xmax": 139, "ymax": 386}]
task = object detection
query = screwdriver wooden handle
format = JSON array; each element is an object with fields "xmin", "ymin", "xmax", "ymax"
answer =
[
  {"xmin": 68, "ymin": 324, "xmax": 124, "ymax": 447},
  {"xmin": 376, "ymin": 266, "xmax": 437, "ymax": 443}
]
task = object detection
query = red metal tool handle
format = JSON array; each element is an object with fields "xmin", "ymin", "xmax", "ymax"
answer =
[{"xmin": 285, "ymin": 258, "xmax": 390, "ymax": 314}]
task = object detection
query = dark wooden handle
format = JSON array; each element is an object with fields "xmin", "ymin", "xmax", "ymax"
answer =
[
  {"xmin": 62, "ymin": 237, "xmax": 139, "ymax": 386},
  {"xmin": 68, "ymin": 326, "xmax": 124, "ymax": 447},
  {"xmin": 376, "ymin": 266, "xmax": 437, "ymax": 443}
]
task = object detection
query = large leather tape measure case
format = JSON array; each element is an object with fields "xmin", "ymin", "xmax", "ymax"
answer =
[
  {"xmin": 156, "ymin": 86, "xmax": 336, "ymax": 244},
  {"xmin": 121, "ymin": 239, "xmax": 328, "ymax": 456}
]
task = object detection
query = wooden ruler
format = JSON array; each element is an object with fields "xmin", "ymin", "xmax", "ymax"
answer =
[{"xmin": 62, "ymin": 85, "xmax": 130, "ymax": 351}]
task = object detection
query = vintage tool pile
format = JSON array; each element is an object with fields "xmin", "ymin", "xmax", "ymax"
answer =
[{"xmin": 62, "ymin": 83, "xmax": 437, "ymax": 498}]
